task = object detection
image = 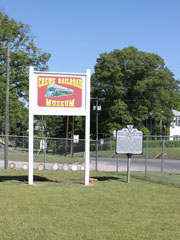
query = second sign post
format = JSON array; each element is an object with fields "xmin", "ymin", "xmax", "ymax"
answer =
[{"xmin": 116, "ymin": 125, "xmax": 143, "ymax": 183}]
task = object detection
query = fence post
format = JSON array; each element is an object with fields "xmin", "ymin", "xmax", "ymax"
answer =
[
  {"xmin": 145, "ymin": 136, "xmax": 148, "ymax": 177},
  {"xmin": 161, "ymin": 137, "xmax": 165, "ymax": 172},
  {"xmin": 116, "ymin": 156, "xmax": 119, "ymax": 173},
  {"xmin": 22, "ymin": 132, "xmax": 24, "ymax": 153}
]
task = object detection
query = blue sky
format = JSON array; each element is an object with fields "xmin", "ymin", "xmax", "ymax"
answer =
[{"xmin": 1, "ymin": 0, "xmax": 180, "ymax": 79}]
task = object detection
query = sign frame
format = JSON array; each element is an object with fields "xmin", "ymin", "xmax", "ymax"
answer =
[
  {"xmin": 28, "ymin": 67, "xmax": 90, "ymax": 185},
  {"xmin": 115, "ymin": 125, "xmax": 143, "ymax": 183},
  {"xmin": 116, "ymin": 125, "xmax": 143, "ymax": 155}
]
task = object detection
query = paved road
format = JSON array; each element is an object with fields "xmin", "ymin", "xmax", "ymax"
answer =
[{"xmin": 91, "ymin": 157, "xmax": 180, "ymax": 172}]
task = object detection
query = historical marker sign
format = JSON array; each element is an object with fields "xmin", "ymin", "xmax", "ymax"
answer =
[{"xmin": 116, "ymin": 125, "xmax": 143, "ymax": 155}]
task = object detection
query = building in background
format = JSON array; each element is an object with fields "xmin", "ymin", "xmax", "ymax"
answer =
[{"xmin": 170, "ymin": 109, "xmax": 180, "ymax": 139}]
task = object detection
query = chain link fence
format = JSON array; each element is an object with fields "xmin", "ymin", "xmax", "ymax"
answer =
[
  {"xmin": 93, "ymin": 135, "xmax": 180, "ymax": 186},
  {"xmin": 0, "ymin": 135, "xmax": 180, "ymax": 182},
  {"xmin": 0, "ymin": 135, "xmax": 95, "ymax": 171}
]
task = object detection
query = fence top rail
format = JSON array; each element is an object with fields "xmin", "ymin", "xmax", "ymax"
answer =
[
  {"xmin": 0, "ymin": 135, "xmax": 87, "ymax": 141},
  {"xmin": 0, "ymin": 135, "xmax": 28, "ymax": 138},
  {"xmin": 144, "ymin": 135, "xmax": 175, "ymax": 138},
  {"xmin": 0, "ymin": 135, "xmax": 179, "ymax": 141}
]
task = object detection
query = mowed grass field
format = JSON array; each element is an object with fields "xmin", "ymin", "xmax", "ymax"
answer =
[
  {"xmin": 96, "ymin": 147, "xmax": 180, "ymax": 159},
  {"xmin": 0, "ymin": 152, "xmax": 84, "ymax": 164},
  {"xmin": 0, "ymin": 170, "xmax": 180, "ymax": 240}
]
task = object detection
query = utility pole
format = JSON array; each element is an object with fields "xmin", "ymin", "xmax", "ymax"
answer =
[
  {"xmin": 4, "ymin": 42, "xmax": 10, "ymax": 169},
  {"xmin": 95, "ymin": 98, "xmax": 99, "ymax": 170},
  {"xmin": 92, "ymin": 97, "xmax": 104, "ymax": 171}
]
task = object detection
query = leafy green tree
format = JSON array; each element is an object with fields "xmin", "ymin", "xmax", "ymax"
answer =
[
  {"xmin": 91, "ymin": 47, "xmax": 179, "ymax": 136},
  {"xmin": 0, "ymin": 10, "xmax": 51, "ymax": 134},
  {"xmin": 43, "ymin": 115, "xmax": 85, "ymax": 139},
  {"xmin": 171, "ymin": 90, "xmax": 180, "ymax": 112}
]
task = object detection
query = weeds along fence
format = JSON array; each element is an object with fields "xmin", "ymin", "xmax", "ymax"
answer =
[
  {"xmin": 94, "ymin": 135, "xmax": 180, "ymax": 160},
  {"xmin": 0, "ymin": 135, "xmax": 180, "ymax": 173}
]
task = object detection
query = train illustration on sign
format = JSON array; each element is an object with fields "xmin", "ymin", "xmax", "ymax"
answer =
[{"xmin": 45, "ymin": 84, "xmax": 74, "ymax": 97}]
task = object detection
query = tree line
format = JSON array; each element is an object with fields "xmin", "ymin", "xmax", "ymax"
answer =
[{"xmin": 0, "ymin": 10, "xmax": 179, "ymax": 138}]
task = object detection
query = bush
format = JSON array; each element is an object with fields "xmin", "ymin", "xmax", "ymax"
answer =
[
  {"xmin": 144, "ymin": 139, "xmax": 180, "ymax": 148},
  {"xmin": 165, "ymin": 140, "xmax": 180, "ymax": 147},
  {"xmin": 103, "ymin": 141, "xmax": 115, "ymax": 151},
  {"xmin": 139, "ymin": 126, "xmax": 150, "ymax": 135}
]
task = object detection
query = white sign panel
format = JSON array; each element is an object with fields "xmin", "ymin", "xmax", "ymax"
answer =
[
  {"xmin": 29, "ymin": 68, "xmax": 88, "ymax": 116},
  {"xmin": 116, "ymin": 125, "xmax": 143, "ymax": 154},
  {"xmin": 73, "ymin": 135, "xmax": 79, "ymax": 143}
]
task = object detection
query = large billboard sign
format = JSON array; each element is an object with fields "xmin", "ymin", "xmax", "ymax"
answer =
[
  {"xmin": 28, "ymin": 67, "xmax": 90, "ymax": 185},
  {"xmin": 38, "ymin": 76, "xmax": 82, "ymax": 108},
  {"xmin": 29, "ymin": 68, "xmax": 88, "ymax": 116}
]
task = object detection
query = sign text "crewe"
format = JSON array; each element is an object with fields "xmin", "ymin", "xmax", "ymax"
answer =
[{"xmin": 38, "ymin": 77, "xmax": 82, "ymax": 89}]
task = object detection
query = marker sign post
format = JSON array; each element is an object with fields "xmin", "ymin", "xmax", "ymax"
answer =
[
  {"xmin": 116, "ymin": 125, "xmax": 143, "ymax": 183},
  {"xmin": 28, "ymin": 67, "xmax": 90, "ymax": 185}
]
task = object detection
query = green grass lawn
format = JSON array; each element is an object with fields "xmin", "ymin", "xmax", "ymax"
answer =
[
  {"xmin": 0, "ymin": 170, "xmax": 180, "ymax": 240},
  {"xmin": 0, "ymin": 152, "xmax": 85, "ymax": 164},
  {"xmin": 131, "ymin": 171, "xmax": 180, "ymax": 187}
]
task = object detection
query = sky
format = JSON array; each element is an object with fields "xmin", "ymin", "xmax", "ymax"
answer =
[{"xmin": 1, "ymin": 0, "xmax": 180, "ymax": 79}]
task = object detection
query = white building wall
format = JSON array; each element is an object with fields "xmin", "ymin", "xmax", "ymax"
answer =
[{"xmin": 170, "ymin": 111, "xmax": 180, "ymax": 139}]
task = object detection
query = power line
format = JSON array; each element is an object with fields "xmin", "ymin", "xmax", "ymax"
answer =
[
  {"xmin": 92, "ymin": 85, "xmax": 179, "ymax": 91},
  {"xmin": 91, "ymin": 98, "xmax": 177, "ymax": 103}
]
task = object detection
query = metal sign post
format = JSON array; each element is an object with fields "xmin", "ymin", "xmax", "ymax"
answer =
[
  {"xmin": 145, "ymin": 137, "xmax": 148, "ymax": 178},
  {"xmin": 161, "ymin": 137, "xmax": 165, "ymax": 172},
  {"xmin": 116, "ymin": 125, "xmax": 143, "ymax": 183},
  {"xmin": 116, "ymin": 156, "xmax": 119, "ymax": 173},
  {"xmin": 127, "ymin": 154, "xmax": 132, "ymax": 183}
]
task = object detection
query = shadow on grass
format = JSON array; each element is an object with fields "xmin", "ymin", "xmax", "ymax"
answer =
[
  {"xmin": 0, "ymin": 175, "xmax": 28, "ymax": 182},
  {"xmin": 0, "ymin": 175, "xmax": 84, "ymax": 184},
  {"xmin": 93, "ymin": 176, "xmax": 126, "ymax": 183}
]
